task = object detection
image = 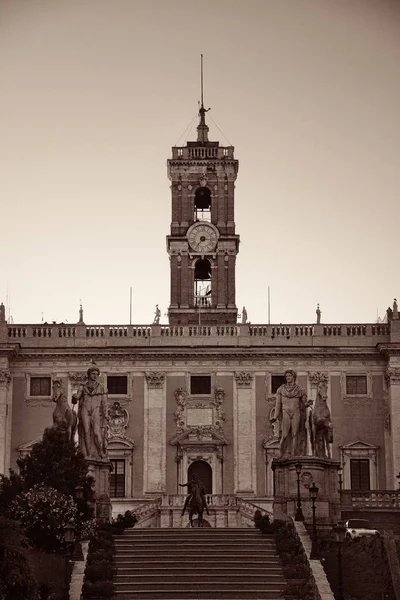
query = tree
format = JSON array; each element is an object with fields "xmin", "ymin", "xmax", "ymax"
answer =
[
  {"xmin": 0, "ymin": 516, "xmax": 39, "ymax": 600},
  {"xmin": 0, "ymin": 427, "xmax": 95, "ymax": 550},
  {"xmin": 17, "ymin": 427, "xmax": 95, "ymax": 528},
  {"xmin": 18, "ymin": 427, "xmax": 92, "ymax": 499},
  {"xmin": 9, "ymin": 484, "xmax": 78, "ymax": 553}
]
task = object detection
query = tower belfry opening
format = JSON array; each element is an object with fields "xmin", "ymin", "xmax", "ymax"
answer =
[
  {"xmin": 166, "ymin": 57, "xmax": 240, "ymax": 325},
  {"xmin": 194, "ymin": 187, "xmax": 211, "ymax": 222}
]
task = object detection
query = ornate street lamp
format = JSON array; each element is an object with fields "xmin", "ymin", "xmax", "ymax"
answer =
[
  {"xmin": 309, "ymin": 482, "xmax": 320, "ymax": 559},
  {"xmin": 294, "ymin": 461, "xmax": 304, "ymax": 522},
  {"xmin": 63, "ymin": 519, "xmax": 75, "ymax": 600},
  {"xmin": 338, "ymin": 467, "xmax": 343, "ymax": 494},
  {"xmin": 333, "ymin": 522, "xmax": 347, "ymax": 600}
]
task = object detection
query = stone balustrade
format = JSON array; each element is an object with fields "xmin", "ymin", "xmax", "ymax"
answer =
[
  {"xmin": 4, "ymin": 321, "xmax": 391, "ymax": 348},
  {"xmin": 341, "ymin": 490, "xmax": 400, "ymax": 509}
]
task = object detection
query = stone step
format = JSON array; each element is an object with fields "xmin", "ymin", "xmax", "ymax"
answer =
[
  {"xmin": 116, "ymin": 531, "xmax": 268, "ymax": 538},
  {"xmin": 115, "ymin": 586, "xmax": 282, "ymax": 600},
  {"xmin": 116, "ymin": 566, "xmax": 282, "ymax": 574},
  {"xmin": 115, "ymin": 551, "xmax": 277, "ymax": 559},
  {"xmin": 115, "ymin": 557, "xmax": 281, "ymax": 571},
  {"xmin": 116, "ymin": 573, "xmax": 284, "ymax": 582},
  {"xmin": 116, "ymin": 541, "xmax": 273, "ymax": 549},
  {"xmin": 115, "ymin": 527, "xmax": 272, "ymax": 538},
  {"xmin": 114, "ymin": 583, "xmax": 285, "ymax": 594}
]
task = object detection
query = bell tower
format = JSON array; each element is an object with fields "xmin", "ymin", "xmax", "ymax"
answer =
[{"xmin": 167, "ymin": 59, "xmax": 239, "ymax": 326}]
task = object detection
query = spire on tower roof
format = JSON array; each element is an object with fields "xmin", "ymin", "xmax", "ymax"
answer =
[{"xmin": 197, "ymin": 54, "xmax": 210, "ymax": 143}]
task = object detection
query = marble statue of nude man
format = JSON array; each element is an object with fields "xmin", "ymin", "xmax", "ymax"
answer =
[
  {"xmin": 72, "ymin": 365, "xmax": 109, "ymax": 460},
  {"xmin": 272, "ymin": 369, "xmax": 312, "ymax": 458}
]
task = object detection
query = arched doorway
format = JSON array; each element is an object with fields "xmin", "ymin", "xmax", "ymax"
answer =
[{"xmin": 188, "ymin": 460, "xmax": 212, "ymax": 493}]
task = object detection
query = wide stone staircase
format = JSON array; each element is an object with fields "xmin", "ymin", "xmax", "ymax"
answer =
[{"xmin": 113, "ymin": 527, "xmax": 286, "ymax": 600}]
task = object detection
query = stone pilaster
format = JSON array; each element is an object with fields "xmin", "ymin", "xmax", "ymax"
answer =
[
  {"xmin": 385, "ymin": 366, "xmax": 400, "ymax": 485},
  {"xmin": 144, "ymin": 372, "xmax": 166, "ymax": 495},
  {"xmin": 0, "ymin": 367, "xmax": 11, "ymax": 475},
  {"xmin": 234, "ymin": 372, "xmax": 256, "ymax": 495}
]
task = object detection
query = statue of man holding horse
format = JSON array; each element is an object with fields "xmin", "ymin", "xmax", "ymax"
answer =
[
  {"xmin": 72, "ymin": 365, "xmax": 109, "ymax": 460},
  {"xmin": 272, "ymin": 369, "xmax": 312, "ymax": 458},
  {"xmin": 179, "ymin": 473, "xmax": 210, "ymax": 520}
]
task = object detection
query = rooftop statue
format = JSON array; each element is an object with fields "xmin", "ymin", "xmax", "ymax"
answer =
[{"xmin": 153, "ymin": 304, "xmax": 161, "ymax": 325}]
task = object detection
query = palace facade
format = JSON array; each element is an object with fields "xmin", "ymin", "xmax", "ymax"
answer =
[{"xmin": 1, "ymin": 107, "xmax": 399, "ymax": 517}]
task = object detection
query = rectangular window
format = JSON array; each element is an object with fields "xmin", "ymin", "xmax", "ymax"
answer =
[
  {"xmin": 346, "ymin": 375, "xmax": 367, "ymax": 395},
  {"xmin": 350, "ymin": 459, "xmax": 370, "ymax": 491},
  {"xmin": 110, "ymin": 459, "xmax": 126, "ymax": 497},
  {"xmin": 30, "ymin": 377, "xmax": 51, "ymax": 397},
  {"xmin": 190, "ymin": 375, "xmax": 211, "ymax": 395},
  {"xmin": 271, "ymin": 375, "xmax": 286, "ymax": 394},
  {"xmin": 107, "ymin": 376, "xmax": 128, "ymax": 395}
]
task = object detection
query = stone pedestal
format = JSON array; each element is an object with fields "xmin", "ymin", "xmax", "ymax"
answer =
[
  {"xmin": 86, "ymin": 459, "xmax": 112, "ymax": 523},
  {"xmin": 272, "ymin": 456, "xmax": 341, "ymax": 525}
]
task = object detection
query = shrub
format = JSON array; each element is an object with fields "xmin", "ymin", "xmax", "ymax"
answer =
[
  {"xmin": 9, "ymin": 484, "xmax": 77, "ymax": 553},
  {"xmin": 110, "ymin": 510, "xmax": 138, "ymax": 534},
  {"xmin": 82, "ymin": 580, "xmax": 115, "ymax": 598},
  {"xmin": 272, "ymin": 519, "xmax": 314, "ymax": 600},
  {"xmin": 253, "ymin": 510, "xmax": 271, "ymax": 534},
  {"xmin": 0, "ymin": 516, "xmax": 39, "ymax": 600},
  {"xmin": 1, "ymin": 428, "xmax": 95, "ymax": 547},
  {"xmin": 84, "ymin": 561, "xmax": 115, "ymax": 582},
  {"xmin": 82, "ymin": 524, "xmax": 116, "ymax": 600}
]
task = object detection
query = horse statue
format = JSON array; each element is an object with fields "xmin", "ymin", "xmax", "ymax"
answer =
[
  {"xmin": 52, "ymin": 378, "xmax": 77, "ymax": 442},
  {"xmin": 309, "ymin": 380, "xmax": 333, "ymax": 459},
  {"xmin": 187, "ymin": 481, "xmax": 208, "ymax": 528},
  {"xmin": 180, "ymin": 475, "xmax": 210, "ymax": 528}
]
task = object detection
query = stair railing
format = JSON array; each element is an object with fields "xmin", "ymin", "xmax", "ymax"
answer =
[
  {"xmin": 236, "ymin": 497, "xmax": 273, "ymax": 527},
  {"xmin": 132, "ymin": 497, "xmax": 162, "ymax": 527}
]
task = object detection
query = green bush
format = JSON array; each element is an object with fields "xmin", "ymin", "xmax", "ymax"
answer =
[
  {"xmin": 86, "ymin": 549, "xmax": 114, "ymax": 565},
  {"xmin": 272, "ymin": 519, "xmax": 314, "ymax": 600},
  {"xmin": 110, "ymin": 510, "xmax": 137, "ymax": 534},
  {"xmin": 82, "ymin": 580, "xmax": 115, "ymax": 598},
  {"xmin": 0, "ymin": 516, "xmax": 39, "ymax": 600},
  {"xmin": 9, "ymin": 484, "xmax": 77, "ymax": 553},
  {"xmin": 82, "ymin": 525, "xmax": 116, "ymax": 600},
  {"xmin": 84, "ymin": 561, "xmax": 115, "ymax": 582},
  {"xmin": 253, "ymin": 510, "xmax": 271, "ymax": 534}
]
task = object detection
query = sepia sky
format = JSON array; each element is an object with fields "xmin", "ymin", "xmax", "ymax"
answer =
[{"xmin": 1, "ymin": 0, "xmax": 399, "ymax": 326}]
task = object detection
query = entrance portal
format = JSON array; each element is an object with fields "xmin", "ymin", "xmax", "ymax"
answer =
[{"xmin": 188, "ymin": 460, "xmax": 212, "ymax": 493}]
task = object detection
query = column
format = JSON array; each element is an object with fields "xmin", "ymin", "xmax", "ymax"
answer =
[
  {"xmin": 386, "ymin": 366, "xmax": 400, "ymax": 487},
  {"xmin": 217, "ymin": 252, "xmax": 225, "ymax": 307},
  {"xmin": 144, "ymin": 372, "xmax": 166, "ymax": 494},
  {"xmin": 0, "ymin": 366, "xmax": 11, "ymax": 475},
  {"xmin": 234, "ymin": 372, "xmax": 256, "ymax": 495}
]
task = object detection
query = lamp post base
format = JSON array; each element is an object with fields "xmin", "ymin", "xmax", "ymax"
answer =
[
  {"xmin": 294, "ymin": 508, "xmax": 304, "ymax": 521},
  {"xmin": 310, "ymin": 538, "xmax": 320, "ymax": 560}
]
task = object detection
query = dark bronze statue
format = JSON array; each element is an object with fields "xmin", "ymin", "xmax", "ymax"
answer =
[{"xmin": 179, "ymin": 473, "xmax": 210, "ymax": 528}]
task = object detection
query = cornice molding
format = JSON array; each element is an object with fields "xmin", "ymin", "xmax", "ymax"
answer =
[
  {"xmin": 12, "ymin": 348, "xmax": 386, "ymax": 364},
  {"xmin": 377, "ymin": 344, "xmax": 400, "ymax": 357}
]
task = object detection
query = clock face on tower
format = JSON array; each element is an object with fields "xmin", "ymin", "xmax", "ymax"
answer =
[{"xmin": 187, "ymin": 222, "xmax": 219, "ymax": 253}]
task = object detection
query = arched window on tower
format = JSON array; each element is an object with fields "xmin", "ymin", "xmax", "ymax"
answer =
[
  {"xmin": 194, "ymin": 187, "xmax": 211, "ymax": 222},
  {"xmin": 194, "ymin": 259, "xmax": 212, "ymax": 307}
]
